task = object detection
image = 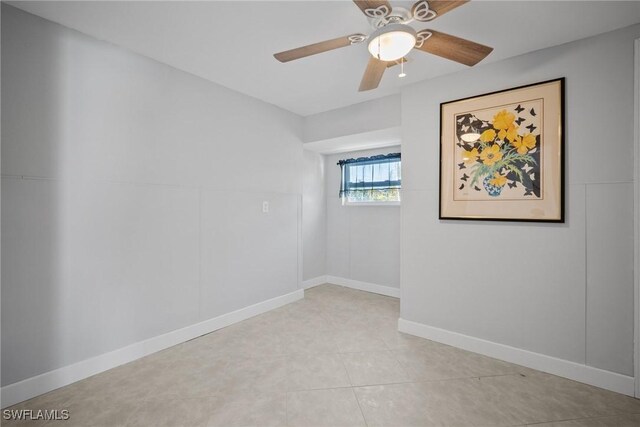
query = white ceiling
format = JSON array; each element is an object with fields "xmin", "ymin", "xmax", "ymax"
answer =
[{"xmin": 9, "ymin": 1, "xmax": 640, "ymax": 116}]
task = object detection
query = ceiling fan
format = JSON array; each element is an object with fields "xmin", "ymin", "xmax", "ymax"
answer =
[{"xmin": 274, "ymin": 0, "xmax": 493, "ymax": 92}]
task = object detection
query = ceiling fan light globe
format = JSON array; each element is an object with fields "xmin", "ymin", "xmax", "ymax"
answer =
[{"xmin": 367, "ymin": 24, "xmax": 417, "ymax": 62}]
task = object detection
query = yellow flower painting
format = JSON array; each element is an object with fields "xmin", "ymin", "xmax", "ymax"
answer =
[
  {"xmin": 453, "ymin": 100, "xmax": 542, "ymax": 200},
  {"xmin": 512, "ymin": 133, "xmax": 536, "ymax": 155},
  {"xmin": 505, "ymin": 125, "xmax": 519, "ymax": 142},
  {"xmin": 441, "ymin": 78, "xmax": 564, "ymax": 222},
  {"xmin": 479, "ymin": 144, "xmax": 502, "ymax": 166},
  {"xmin": 480, "ymin": 129, "xmax": 496, "ymax": 142},
  {"xmin": 489, "ymin": 172, "xmax": 507, "ymax": 187},
  {"xmin": 492, "ymin": 110, "xmax": 515, "ymax": 130},
  {"xmin": 461, "ymin": 147, "xmax": 479, "ymax": 165}
]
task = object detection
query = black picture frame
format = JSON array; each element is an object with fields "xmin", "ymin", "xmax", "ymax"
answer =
[{"xmin": 439, "ymin": 78, "xmax": 565, "ymax": 223}]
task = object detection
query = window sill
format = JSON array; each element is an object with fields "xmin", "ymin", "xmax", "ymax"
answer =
[{"xmin": 343, "ymin": 201, "xmax": 401, "ymax": 207}]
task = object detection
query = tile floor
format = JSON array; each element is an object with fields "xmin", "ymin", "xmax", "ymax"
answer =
[{"xmin": 5, "ymin": 284, "xmax": 640, "ymax": 427}]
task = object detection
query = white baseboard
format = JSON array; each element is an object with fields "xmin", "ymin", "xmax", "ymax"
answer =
[
  {"xmin": 326, "ymin": 275, "xmax": 400, "ymax": 298},
  {"xmin": 301, "ymin": 275, "xmax": 399, "ymax": 298},
  {"xmin": 1, "ymin": 289, "xmax": 304, "ymax": 409},
  {"xmin": 398, "ymin": 318, "xmax": 636, "ymax": 397},
  {"xmin": 301, "ymin": 275, "xmax": 327, "ymax": 289}
]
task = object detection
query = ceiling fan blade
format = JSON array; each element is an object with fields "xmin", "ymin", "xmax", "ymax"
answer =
[
  {"xmin": 353, "ymin": 0, "xmax": 392, "ymax": 18},
  {"xmin": 414, "ymin": 30, "xmax": 492, "ymax": 66},
  {"xmin": 411, "ymin": 0, "xmax": 468, "ymax": 21},
  {"xmin": 359, "ymin": 57, "xmax": 388, "ymax": 92},
  {"xmin": 274, "ymin": 34, "xmax": 365, "ymax": 63},
  {"xmin": 427, "ymin": 1, "xmax": 469, "ymax": 17}
]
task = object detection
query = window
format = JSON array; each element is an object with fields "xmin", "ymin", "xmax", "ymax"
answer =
[{"xmin": 338, "ymin": 153, "xmax": 401, "ymax": 204}]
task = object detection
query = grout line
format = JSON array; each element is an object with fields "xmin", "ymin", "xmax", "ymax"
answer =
[
  {"xmin": 337, "ymin": 353, "xmax": 369, "ymax": 426},
  {"xmin": 350, "ymin": 386, "xmax": 369, "ymax": 427},
  {"xmin": 384, "ymin": 336, "xmax": 415, "ymax": 381},
  {"xmin": 283, "ymin": 371, "xmax": 530, "ymax": 395},
  {"xmin": 338, "ymin": 353, "xmax": 355, "ymax": 388},
  {"xmin": 289, "ymin": 384, "xmax": 355, "ymax": 393},
  {"xmin": 524, "ymin": 413, "xmax": 635, "ymax": 426},
  {"xmin": 359, "ymin": 374, "xmax": 517, "ymax": 389},
  {"xmin": 475, "ymin": 372, "xmax": 530, "ymax": 380}
]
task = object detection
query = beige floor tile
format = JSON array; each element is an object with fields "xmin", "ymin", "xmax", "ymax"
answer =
[
  {"xmin": 303, "ymin": 286, "xmax": 345, "ymax": 303},
  {"xmin": 333, "ymin": 328, "xmax": 389, "ymax": 353},
  {"xmin": 186, "ymin": 329, "xmax": 242, "ymax": 355},
  {"xmin": 287, "ymin": 353, "xmax": 351, "ymax": 391},
  {"xmin": 478, "ymin": 373, "xmax": 640, "ymax": 424},
  {"xmin": 206, "ymin": 392, "xmax": 287, "ymax": 427},
  {"xmin": 393, "ymin": 342, "xmax": 521, "ymax": 381},
  {"xmin": 211, "ymin": 355, "xmax": 289, "ymax": 395},
  {"xmin": 4, "ymin": 385, "xmax": 75, "ymax": 418},
  {"xmin": 8, "ymin": 284, "xmax": 640, "ymax": 427},
  {"xmin": 286, "ymin": 328, "xmax": 341, "ymax": 356},
  {"xmin": 47, "ymin": 395, "xmax": 134, "ymax": 427},
  {"xmin": 326, "ymin": 311, "xmax": 387, "ymax": 331},
  {"xmin": 237, "ymin": 309, "xmax": 293, "ymax": 334},
  {"xmin": 125, "ymin": 397, "xmax": 213, "ymax": 427},
  {"xmin": 68, "ymin": 366, "xmax": 159, "ymax": 406},
  {"xmin": 527, "ymin": 413, "xmax": 640, "ymax": 426},
  {"xmin": 341, "ymin": 350, "xmax": 410, "ymax": 386},
  {"xmin": 285, "ymin": 297, "xmax": 326, "ymax": 311},
  {"xmin": 143, "ymin": 362, "xmax": 225, "ymax": 400},
  {"xmin": 2, "ymin": 398, "xmax": 130, "ymax": 427},
  {"xmin": 138, "ymin": 342, "xmax": 202, "ymax": 367},
  {"xmin": 229, "ymin": 329, "xmax": 291, "ymax": 358},
  {"xmin": 377, "ymin": 328, "xmax": 444, "ymax": 351},
  {"xmin": 286, "ymin": 388, "xmax": 366, "ymax": 427},
  {"xmin": 285, "ymin": 309, "xmax": 335, "ymax": 334},
  {"xmin": 530, "ymin": 374, "xmax": 640, "ymax": 415},
  {"xmin": 354, "ymin": 383, "xmax": 436, "ymax": 427},
  {"xmin": 415, "ymin": 377, "xmax": 522, "ymax": 426},
  {"xmin": 306, "ymin": 284, "xmax": 343, "ymax": 294}
]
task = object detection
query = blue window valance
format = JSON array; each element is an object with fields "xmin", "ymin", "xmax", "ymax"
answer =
[{"xmin": 338, "ymin": 153, "xmax": 401, "ymax": 201}]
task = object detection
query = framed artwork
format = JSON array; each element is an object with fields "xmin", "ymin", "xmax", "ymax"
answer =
[{"xmin": 439, "ymin": 78, "xmax": 564, "ymax": 222}]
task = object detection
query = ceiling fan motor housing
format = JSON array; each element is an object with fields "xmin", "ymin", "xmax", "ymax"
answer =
[{"xmin": 369, "ymin": 6, "xmax": 414, "ymax": 28}]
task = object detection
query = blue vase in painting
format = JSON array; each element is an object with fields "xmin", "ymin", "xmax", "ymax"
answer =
[{"xmin": 482, "ymin": 174, "xmax": 504, "ymax": 197}]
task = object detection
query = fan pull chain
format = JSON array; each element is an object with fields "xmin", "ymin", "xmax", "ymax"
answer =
[{"xmin": 399, "ymin": 57, "xmax": 406, "ymax": 78}]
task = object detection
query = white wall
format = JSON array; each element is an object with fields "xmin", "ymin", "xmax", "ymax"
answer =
[
  {"xmin": 1, "ymin": 5, "xmax": 303, "ymax": 388},
  {"xmin": 401, "ymin": 23, "xmax": 640, "ymax": 382},
  {"xmin": 325, "ymin": 147, "xmax": 401, "ymax": 289},
  {"xmin": 303, "ymin": 95, "xmax": 401, "ymax": 144},
  {"xmin": 302, "ymin": 97, "xmax": 402, "ymax": 288},
  {"xmin": 302, "ymin": 150, "xmax": 326, "ymax": 281}
]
